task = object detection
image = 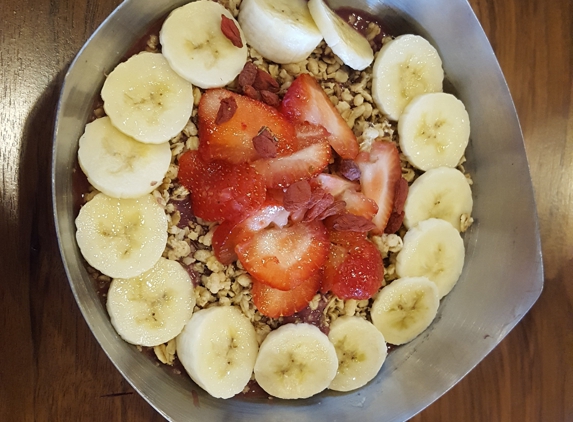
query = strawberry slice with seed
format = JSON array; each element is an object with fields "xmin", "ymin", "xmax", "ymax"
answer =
[
  {"xmin": 199, "ymin": 89, "xmax": 297, "ymax": 164},
  {"xmin": 280, "ymin": 74, "xmax": 359, "ymax": 159},
  {"xmin": 323, "ymin": 230, "xmax": 384, "ymax": 300},
  {"xmin": 355, "ymin": 141, "xmax": 402, "ymax": 233},
  {"xmin": 178, "ymin": 150, "xmax": 266, "ymax": 223},
  {"xmin": 251, "ymin": 142, "xmax": 332, "ymax": 188},
  {"xmin": 312, "ymin": 173, "xmax": 378, "ymax": 220},
  {"xmin": 293, "ymin": 121, "xmax": 331, "ymax": 149},
  {"xmin": 235, "ymin": 220, "xmax": 329, "ymax": 291},
  {"xmin": 252, "ymin": 271, "xmax": 323, "ymax": 318},
  {"xmin": 212, "ymin": 197, "xmax": 290, "ymax": 265}
]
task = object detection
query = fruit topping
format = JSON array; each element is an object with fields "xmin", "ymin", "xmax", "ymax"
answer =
[
  {"xmin": 355, "ymin": 140, "xmax": 402, "ymax": 233},
  {"xmin": 293, "ymin": 121, "xmax": 331, "ymax": 149},
  {"xmin": 238, "ymin": 0, "xmax": 323, "ymax": 65},
  {"xmin": 212, "ymin": 197, "xmax": 290, "ymax": 265},
  {"xmin": 312, "ymin": 173, "xmax": 378, "ymax": 220},
  {"xmin": 280, "ymin": 73, "xmax": 359, "ymax": 159},
  {"xmin": 178, "ymin": 150, "xmax": 266, "ymax": 223},
  {"xmin": 384, "ymin": 177, "xmax": 409, "ymax": 233},
  {"xmin": 252, "ymin": 271, "xmax": 323, "ymax": 318},
  {"xmin": 235, "ymin": 220, "xmax": 329, "ymax": 291},
  {"xmin": 252, "ymin": 127, "xmax": 278, "ymax": 158},
  {"xmin": 307, "ymin": 0, "xmax": 374, "ymax": 70},
  {"xmin": 323, "ymin": 230, "xmax": 384, "ymax": 300},
  {"xmin": 198, "ymin": 89, "xmax": 298, "ymax": 164},
  {"xmin": 159, "ymin": 0, "xmax": 248, "ymax": 89},
  {"xmin": 220, "ymin": 14, "xmax": 243, "ymax": 48},
  {"xmin": 251, "ymin": 141, "xmax": 332, "ymax": 188}
]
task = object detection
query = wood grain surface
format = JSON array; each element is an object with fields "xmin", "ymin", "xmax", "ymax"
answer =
[{"xmin": 1, "ymin": 0, "xmax": 571, "ymax": 420}]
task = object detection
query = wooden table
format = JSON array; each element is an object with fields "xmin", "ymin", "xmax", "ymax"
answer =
[{"xmin": 1, "ymin": 0, "xmax": 571, "ymax": 420}]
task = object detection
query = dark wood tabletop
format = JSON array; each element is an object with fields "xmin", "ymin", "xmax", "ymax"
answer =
[{"xmin": 1, "ymin": 0, "xmax": 571, "ymax": 420}]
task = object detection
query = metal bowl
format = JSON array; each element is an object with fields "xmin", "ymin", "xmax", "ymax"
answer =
[{"xmin": 52, "ymin": 0, "xmax": 543, "ymax": 420}]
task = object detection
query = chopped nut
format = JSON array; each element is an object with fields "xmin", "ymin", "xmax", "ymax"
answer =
[
  {"xmin": 194, "ymin": 249, "xmax": 212, "ymax": 263},
  {"xmin": 236, "ymin": 273, "xmax": 252, "ymax": 287},
  {"xmin": 206, "ymin": 255, "xmax": 225, "ymax": 273}
]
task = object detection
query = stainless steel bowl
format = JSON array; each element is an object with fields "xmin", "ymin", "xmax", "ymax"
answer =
[{"xmin": 52, "ymin": 0, "xmax": 543, "ymax": 420}]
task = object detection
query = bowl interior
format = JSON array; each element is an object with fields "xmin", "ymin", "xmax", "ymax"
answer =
[{"xmin": 52, "ymin": 0, "xmax": 543, "ymax": 420}]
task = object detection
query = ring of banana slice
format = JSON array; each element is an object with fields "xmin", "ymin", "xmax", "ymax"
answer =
[{"xmin": 74, "ymin": 0, "xmax": 473, "ymax": 401}]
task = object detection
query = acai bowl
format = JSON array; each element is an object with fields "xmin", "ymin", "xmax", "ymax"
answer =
[{"xmin": 52, "ymin": 0, "xmax": 543, "ymax": 420}]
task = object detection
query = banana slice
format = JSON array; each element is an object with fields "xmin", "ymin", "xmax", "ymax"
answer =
[
  {"xmin": 254, "ymin": 323, "xmax": 338, "ymax": 399},
  {"xmin": 398, "ymin": 92, "xmax": 471, "ymax": 171},
  {"xmin": 239, "ymin": 0, "xmax": 322, "ymax": 64},
  {"xmin": 307, "ymin": 0, "xmax": 374, "ymax": 70},
  {"xmin": 77, "ymin": 117, "xmax": 171, "ymax": 199},
  {"xmin": 327, "ymin": 316, "xmax": 387, "ymax": 392},
  {"xmin": 403, "ymin": 167, "xmax": 473, "ymax": 231},
  {"xmin": 160, "ymin": 1, "xmax": 248, "ymax": 89},
  {"xmin": 371, "ymin": 276, "xmax": 440, "ymax": 345},
  {"xmin": 396, "ymin": 218, "xmax": 465, "ymax": 298},
  {"xmin": 107, "ymin": 257, "xmax": 195, "ymax": 347},
  {"xmin": 176, "ymin": 306, "xmax": 258, "ymax": 399},
  {"xmin": 372, "ymin": 34, "xmax": 444, "ymax": 121},
  {"xmin": 75, "ymin": 193, "xmax": 168, "ymax": 279},
  {"xmin": 101, "ymin": 52, "xmax": 194, "ymax": 144}
]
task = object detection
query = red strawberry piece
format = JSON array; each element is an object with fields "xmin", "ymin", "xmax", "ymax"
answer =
[
  {"xmin": 212, "ymin": 219, "xmax": 244, "ymax": 265},
  {"xmin": 235, "ymin": 220, "xmax": 329, "ymax": 291},
  {"xmin": 280, "ymin": 74, "xmax": 359, "ymax": 159},
  {"xmin": 323, "ymin": 230, "xmax": 384, "ymax": 300},
  {"xmin": 384, "ymin": 211, "xmax": 405, "ymax": 234},
  {"xmin": 178, "ymin": 150, "xmax": 266, "ymax": 223},
  {"xmin": 355, "ymin": 141, "xmax": 401, "ymax": 233},
  {"xmin": 252, "ymin": 271, "xmax": 323, "ymax": 318},
  {"xmin": 212, "ymin": 197, "xmax": 290, "ymax": 265},
  {"xmin": 393, "ymin": 177, "xmax": 409, "ymax": 214},
  {"xmin": 293, "ymin": 121, "xmax": 331, "ymax": 149},
  {"xmin": 312, "ymin": 173, "xmax": 378, "ymax": 220},
  {"xmin": 384, "ymin": 177, "xmax": 409, "ymax": 234},
  {"xmin": 198, "ymin": 89, "xmax": 298, "ymax": 164},
  {"xmin": 251, "ymin": 141, "xmax": 332, "ymax": 188}
]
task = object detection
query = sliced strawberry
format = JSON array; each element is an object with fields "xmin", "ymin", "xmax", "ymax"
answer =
[
  {"xmin": 178, "ymin": 150, "xmax": 266, "ymax": 223},
  {"xmin": 355, "ymin": 141, "xmax": 402, "ymax": 233},
  {"xmin": 252, "ymin": 271, "xmax": 323, "ymax": 318},
  {"xmin": 212, "ymin": 220, "xmax": 241, "ymax": 265},
  {"xmin": 323, "ymin": 230, "xmax": 384, "ymax": 300},
  {"xmin": 312, "ymin": 173, "xmax": 378, "ymax": 220},
  {"xmin": 280, "ymin": 74, "xmax": 359, "ymax": 159},
  {"xmin": 384, "ymin": 177, "xmax": 409, "ymax": 234},
  {"xmin": 251, "ymin": 142, "xmax": 332, "ymax": 188},
  {"xmin": 393, "ymin": 177, "xmax": 409, "ymax": 215},
  {"xmin": 235, "ymin": 220, "xmax": 329, "ymax": 291},
  {"xmin": 212, "ymin": 197, "xmax": 290, "ymax": 265},
  {"xmin": 198, "ymin": 89, "xmax": 298, "ymax": 164},
  {"xmin": 293, "ymin": 121, "xmax": 331, "ymax": 149}
]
